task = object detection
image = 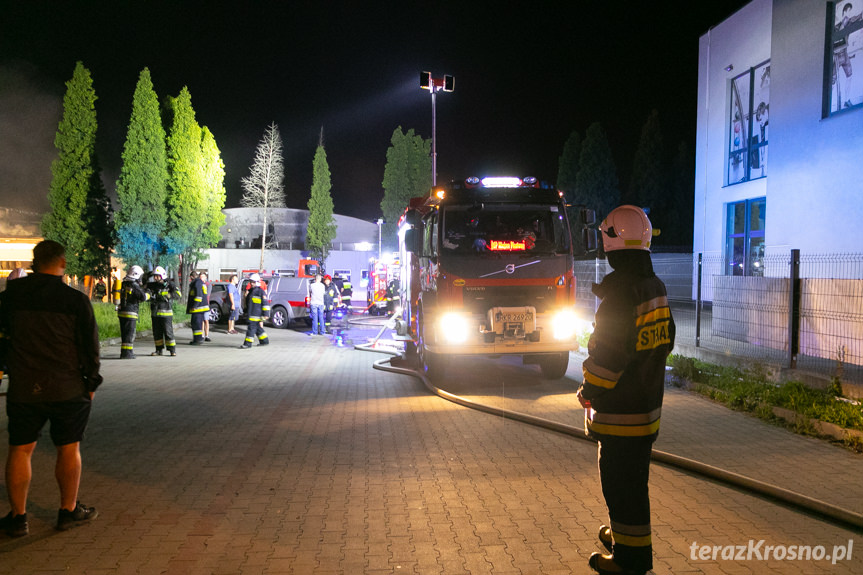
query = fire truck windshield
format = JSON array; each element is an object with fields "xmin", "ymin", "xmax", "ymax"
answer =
[{"xmin": 440, "ymin": 204, "xmax": 569, "ymax": 254}]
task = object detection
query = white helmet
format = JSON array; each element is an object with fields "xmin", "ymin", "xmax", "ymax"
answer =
[
  {"xmin": 127, "ymin": 265, "xmax": 144, "ymax": 280},
  {"xmin": 600, "ymin": 205, "xmax": 652, "ymax": 252},
  {"xmin": 153, "ymin": 266, "xmax": 167, "ymax": 279},
  {"xmin": 249, "ymin": 273, "xmax": 261, "ymax": 283}
]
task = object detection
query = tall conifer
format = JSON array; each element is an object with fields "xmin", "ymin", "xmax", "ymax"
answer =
[
  {"xmin": 43, "ymin": 61, "xmax": 111, "ymax": 280},
  {"xmin": 306, "ymin": 133, "xmax": 337, "ymax": 265},
  {"xmin": 115, "ymin": 68, "xmax": 168, "ymax": 268}
]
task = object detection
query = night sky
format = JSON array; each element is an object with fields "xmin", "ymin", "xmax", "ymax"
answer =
[{"xmin": 0, "ymin": 0, "xmax": 750, "ymax": 223}]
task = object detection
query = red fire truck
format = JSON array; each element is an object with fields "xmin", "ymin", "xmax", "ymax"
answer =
[{"xmin": 396, "ymin": 176, "xmax": 582, "ymax": 380}]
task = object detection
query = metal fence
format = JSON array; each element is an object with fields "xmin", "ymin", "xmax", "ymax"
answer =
[{"xmin": 574, "ymin": 251, "xmax": 863, "ymax": 384}]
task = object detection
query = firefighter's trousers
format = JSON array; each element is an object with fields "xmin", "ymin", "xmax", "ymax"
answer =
[
  {"xmin": 190, "ymin": 312, "xmax": 206, "ymax": 343},
  {"xmin": 242, "ymin": 320, "xmax": 269, "ymax": 347},
  {"xmin": 152, "ymin": 316, "xmax": 176, "ymax": 353},
  {"xmin": 119, "ymin": 317, "xmax": 137, "ymax": 358},
  {"xmin": 597, "ymin": 434, "xmax": 655, "ymax": 572}
]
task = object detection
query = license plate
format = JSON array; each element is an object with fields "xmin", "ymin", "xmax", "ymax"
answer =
[{"xmin": 499, "ymin": 311, "xmax": 533, "ymax": 322}]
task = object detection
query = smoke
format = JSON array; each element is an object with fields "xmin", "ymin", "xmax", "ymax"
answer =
[{"xmin": 0, "ymin": 62, "xmax": 62, "ymax": 214}]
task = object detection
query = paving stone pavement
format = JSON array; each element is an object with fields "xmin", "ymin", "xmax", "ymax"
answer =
[{"xmin": 0, "ymin": 324, "xmax": 860, "ymax": 574}]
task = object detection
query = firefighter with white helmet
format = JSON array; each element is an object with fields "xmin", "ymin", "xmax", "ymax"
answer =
[
  {"xmin": 146, "ymin": 266, "xmax": 181, "ymax": 356},
  {"xmin": 577, "ymin": 205, "xmax": 675, "ymax": 575},
  {"xmin": 240, "ymin": 273, "xmax": 270, "ymax": 349},
  {"xmin": 117, "ymin": 265, "xmax": 149, "ymax": 359}
]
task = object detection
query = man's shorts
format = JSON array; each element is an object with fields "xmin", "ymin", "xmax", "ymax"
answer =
[{"xmin": 6, "ymin": 398, "xmax": 92, "ymax": 446}]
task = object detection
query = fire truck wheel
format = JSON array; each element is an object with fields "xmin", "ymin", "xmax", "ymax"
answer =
[
  {"xmin": 539, "ymin": 352, "xmax": 570, "ymax": 379},
  {"xmin": 418, "ymin": 321, "xmax": 445, "ymax": 380}
]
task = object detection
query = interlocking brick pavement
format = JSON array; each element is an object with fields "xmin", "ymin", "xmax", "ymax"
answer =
[{"xmin": 0, "ymin": 325, "xmax": 860, "ymax": 574}]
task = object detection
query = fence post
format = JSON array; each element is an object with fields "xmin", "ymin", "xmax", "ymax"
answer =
[
  {"xmin": 696, "ymin": 253, "xmax": 703, "ymax": 348},
  {"xmin": 788, "ymin": 248, "xmax": 801, "ymax": 369}
]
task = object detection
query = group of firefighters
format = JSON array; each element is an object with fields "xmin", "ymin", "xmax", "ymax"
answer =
[{"xmin": 113, "ymin": 267, "xmax": 358, "ymax": 356}]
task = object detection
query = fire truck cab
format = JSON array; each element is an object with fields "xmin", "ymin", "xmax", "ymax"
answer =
[{"xmin": 397, "ymin": 176, "xmax": 583, "ymax": 380}]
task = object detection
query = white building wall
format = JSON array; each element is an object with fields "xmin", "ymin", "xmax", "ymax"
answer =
[
  {"xmin": 696, "ymin": 0, "xmax": 863, "ymax": 261},
  {"xmin": 694, "ymin": 0, "xmax": 772, "ymax": 260}
]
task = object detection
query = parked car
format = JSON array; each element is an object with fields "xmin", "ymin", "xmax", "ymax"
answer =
[{"xmin": 208, "ymin": 281, "xmax": 243, "ymax": 324}]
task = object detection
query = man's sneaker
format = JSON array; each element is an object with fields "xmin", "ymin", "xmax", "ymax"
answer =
[
  {"xmin": 56, "ymin": 502, "xmax": 98, "ymax": 531},
  {"xmin": 204, "ymin": 337, "xmax": 211, "ymax": 342},
  {"xmin": 0, "ymin": 512, "xmax": 28, "ymax": 538}
]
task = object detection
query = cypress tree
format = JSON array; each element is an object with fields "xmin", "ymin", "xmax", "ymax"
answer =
[
  {"xmin": 306, "ymin": 134, "xmax": 337, "ymax": 265},
  {"xmin": 42, "ymin": 61, "xmax": 108, "ymax": 280},
  {"xmin": 164, "ymin": 87, "xmax": 206, "ymax": 274},
  {"xmin": 114, "ymin": 67, "xmax": 168, "ymax": 268},
  {"xmin": 574, "ymin": 122, "xmax": 620, "ymax": 224}
]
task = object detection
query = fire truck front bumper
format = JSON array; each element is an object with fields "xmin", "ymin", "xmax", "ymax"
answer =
[{"xmin": 423, "ymin": 307, "xmax": 588, "ymax": 356}]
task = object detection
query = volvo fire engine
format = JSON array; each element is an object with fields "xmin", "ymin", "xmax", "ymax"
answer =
[{"xmin": 395, "ymin": 176, "xmax": 583, "ymax": 379}]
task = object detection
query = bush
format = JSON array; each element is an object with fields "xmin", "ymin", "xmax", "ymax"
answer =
[
  {"xmin": 669, "ymin": 354, "xmax": 863, "ymax": 441},
  {"xmin": 93, "ymin": 301, "xmax": 190, "ymax": 341}
]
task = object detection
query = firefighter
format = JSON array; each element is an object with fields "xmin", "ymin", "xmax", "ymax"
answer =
[
  {"xmin": 339, "ymin": 278, "xmax": 353, "ymax": 312},
  {"xmin": 576, "ymin": 205, "xmax": 676, "ymax": 575},
  {"xmin": 187, "ymin": 271, "xmax": 209, "ymax": 345},
  {"xmin": 240, "ymin": 273, "xmax": 270, "ymax": 348},
  {"xmin": 386, "ymin": 277, "xmax": 400, "ymax": 314},
  {"xmin": 322, "ymin": 274, "xmax": 340, "ymax": 333},
  {"xmin": 117, "ymin": 265, "xmax": 149, "ymax": 359},
  {"xmin": 146, "ymin": 266, "xmax": 181, "ymax": 357}
]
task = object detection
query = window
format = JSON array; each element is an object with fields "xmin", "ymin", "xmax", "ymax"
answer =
[
  {"xmin": 219, "ymin": 268, "xmax": 237, "ymax": 282},
  {"xmin": 726, "ymin": 198, "xmax": 765, "ymax": 276},
  {"xmin": 333, "ymin": 269, "xmax": 351, "ymax": 282},
  {"xmin": 728, "ymin": 62, "xmax": 769, "ymax": 184},
  {"xmin": 825, "ymin": 1, "xmax": 863, "ymax": 115}
]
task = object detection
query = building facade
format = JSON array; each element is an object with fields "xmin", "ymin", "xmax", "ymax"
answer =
[{"xmin": 695, "ymin": 0, "xmax": 863, "ymax": 268}]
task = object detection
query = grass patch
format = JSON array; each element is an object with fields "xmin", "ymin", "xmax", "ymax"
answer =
[
  {"xmin": 668, "ymin": 354, "xmax": 863, "ymax": 450},
  {"xmin": 93, "ymin": 301, "xmax": 190, "ymax": 341}
]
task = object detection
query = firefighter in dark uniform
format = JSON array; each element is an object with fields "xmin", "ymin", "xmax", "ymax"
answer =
[
  {"xmin": 146, "ymin": 266, "xmax": 181, "ymax": 356},
  {"xmin": 240, "ymin": 273, "xmax": 270, "ymax": 348},
  {"xmin": 117, "ymin": 265, "xmax": 149, "ymax": 359},
  {"xmin": 322, "ymin": 275, "xmax": 340, "ymax": 333},
  {"xmin": 577, "ymin": 205, "xmax": 675, "ymax": 575},
  {"xmin": 187, "ymin": 271, "xmax": 209, "ymax": 345},
  {"xmin": 339, "ymin": 278, "xmax": 353, "ymax": 313},
  {"xmin": 385, "ymin": 277, "xmax": 400, "ymax": 314}
]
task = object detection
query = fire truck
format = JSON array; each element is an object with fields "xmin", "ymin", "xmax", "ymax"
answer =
[
  {"xmin": 366, "ymin": 256, "xmax": 398, "ymax": 315},
  {"xmin": 395, "ymin": 176, "xmax": 582, "ymax": 380}
]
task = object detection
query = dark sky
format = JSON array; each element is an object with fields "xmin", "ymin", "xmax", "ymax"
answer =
[{"xmin": 0, "ymin": 0, "xmax": 750, "ymax": 223}]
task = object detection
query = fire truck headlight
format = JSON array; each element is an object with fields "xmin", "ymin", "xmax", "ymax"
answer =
[
  {"xmin": 440, "ymin": 313, "xmax": 469, "ymax": 344},
  {"xmin": 552, "ymin": 310, "xmax": 580, "ymax": 340}
]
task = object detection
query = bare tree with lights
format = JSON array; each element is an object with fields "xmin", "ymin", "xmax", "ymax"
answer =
[{"xmin": 241, "ymin": 123, "xmax": 285, "ymax": 271}]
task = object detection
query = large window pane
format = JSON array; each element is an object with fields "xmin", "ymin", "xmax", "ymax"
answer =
[
  {"xmin": 726, "ymin": 198, "xmax": 766, "ymax": 276},
  {"xmin": 728, "ymin": 62, "xmax": 769, "ymax": 183}
]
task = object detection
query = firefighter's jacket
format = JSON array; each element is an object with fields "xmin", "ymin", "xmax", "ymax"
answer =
[
  {"xmin": 187, "ymin": 277, "xmax": 209, "ymax": 314},
  {"xmin": 147, "ymin": 280, "xmax": 181, "ymax": 317},
  {"xmin": 118, "ymin": 278, "xmax": 150, "ymax": 320},
  {"xmin": 323, "ymin": 283, "xmax": 340, "ymax": 311},
  {"xmin": 340, "ymin": 281, "xmax": 353, "ymax": 305},
  {"xmin": 579, "ymin": 251, "xmax": 675, "ymax": 440},
  {"xmin": 245, "ymin": 285, "xmax": 270, "ymax": 322},
  {"xmin": 386, "ymin": 280, "xmax": 400, "ymax": 303}
]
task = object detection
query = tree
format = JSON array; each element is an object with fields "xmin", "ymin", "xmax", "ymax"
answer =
[
  {"xmin": 241, "ymin": 122, "xmax": 285, "ymax": 270},
  {"xmin": 164, "ymin": 87, "xmax": 219, "ymax": 279},
  {"xmin": 200, "ymin": 127, "xmax": 227, "ymax": 252},
  {"xmin": 574, "ymin": 122, "xmax": 620, "ymax": 226},
  {"xmin": 556, "ymin": 129, "xmax": 581, "ymax": 202},
  {"xmin": 380, "ymin": 127, "xmax": 431, "ymax": 246},
  {"xmin": 115, "ymin": 68, "xmax": 168, "ymax": 269},
  {"xmin": 661, "ymin": 140, "xmax": 695, "ymax": 248},
  {"xmin": 306, "ymin": 133, "xmax": 337, "ymax": 266},
  {"xmin": 42, "ymin": 61, "xmax": 112, "ymax": 281},
  {"xmin": 628, "ymin": 109, "xmax": 665, "ymax": 210}
]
